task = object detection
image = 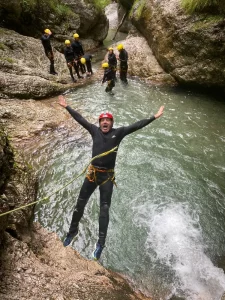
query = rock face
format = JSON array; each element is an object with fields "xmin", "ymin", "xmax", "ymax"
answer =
[
  {"xmin": 0, "ymin": 28, "xmax": 70, "ymax": 99},
  {"xmin": 0, "ymin": 28, "xmax": 103, "ymax": 100},
  {"xmin": 0, "ymin": 223, "xmax": 152, "ymax": 300},
  {"xmin": 128, "ymin": 0, "xmax": 225, "ymax": 88},
  {"xmin": 61, "ymin": 0, "xmax": 109, "ymax": 41},
  {"xmin": 0, "ymin": 126, "xmax": 37, "ymax": 241},
  {"xmin": 0, "ymin": 0, "xmax": 108, "ymax": 45},
  {"xmin": 117, "ymin": 34, "xmax": 175, "ymax": 83},
  {"xmin": 0, "ymin": 127, "xmax": 14, "ymax": 233}
]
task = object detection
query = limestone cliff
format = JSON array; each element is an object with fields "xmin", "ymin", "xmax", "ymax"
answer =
[{"xmin": 121, "ymin": 0, "xmax": 225, "ymax": 88}]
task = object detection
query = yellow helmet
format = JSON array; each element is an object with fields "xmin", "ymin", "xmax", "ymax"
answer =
[
  {"xmin": 44, "ymin": 29, "xmax": 51, "ymax": 34},
  {"xmin": 117, "ymin": 44, "xmax": 124, "ymax": 51},
  {"xmin": 73, "ymin": 33, "xmax": 79, "ymax": 38},
  {"xmin": 108, "ymin": 47, "xmax": 113, "ymax": 51},
  {"xmin": 102, "ymin": 62, "xmax": 109, "ymax": 68},
  {"xmin": 65, "ymin": 40, "xmax": 71, "ymax": 45},
  {"xmin": 80, "ymin": 57, "xmax": 86, "ymax": 64}
]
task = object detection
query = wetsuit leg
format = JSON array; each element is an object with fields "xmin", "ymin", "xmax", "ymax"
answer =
[
  {"xmin": 68, "ymin": 65, "xmax": 76, "ymax": 82},
  {"xmin": 74, "ymin": 62, "xmax": 82, "ymax": 78},
  {"xmin": 86, "ymin": 61, "xmax": 93, "ymax": 74},
  {"xmin": 105, "ymin": 80, "xmax": 115, "ymax": 92},
  {"xmin": 46, "ymin": 50, "xmax": 57, "ymax": 75},
  {"xmin": 114, "ymin": 66, "xmax": 117, "ymax": 81},
  {"xmin": 120, "ymin": 63, "xmax": 128, "ymax": 83},
  {"xmin": 68, "ymin": 177, "xmax": 97, "ymax": 236},
  {"xmin": 98, "ymin": 179, "xmax": 114, "ymax": 246}
]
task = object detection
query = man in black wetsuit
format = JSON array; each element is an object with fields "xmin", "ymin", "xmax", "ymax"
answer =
[
  {"xmin": 117, "ymin": 44, "xmax": 128, "ymax": 84},
  {"xmin": 108, "ymin": 47, "xmax": 117, "ymax": 81},
  {"xmin": 41, "ymin": 28, "xmax": 57, "ymax": 75},
  {"xmin": 64, "ymin": 40, "xmax": 83, "ymax": 82},
  {"xmin": 71, "ymin": 33, "xmax": 86, "ymax": 75},
  {"xmin": 59, "ymin": 94, "xmax": 164, "ymax": 260},
  {"xmin": 102, "ymin": 62, "xmax": 115, "ymax": 95},
  {"xmin": 80, "ymin": 54, "xmax": 93, "ymax": 77}
]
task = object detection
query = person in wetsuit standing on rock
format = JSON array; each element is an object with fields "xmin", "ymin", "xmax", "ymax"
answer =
[
  {"xmin": 41, "ymin": 28, "xmax": 57, "ymax": 75},
  {"xmin": 59, "ymin": 94, "xmax": 164, "ymax": 260},
  {"xmin": 72, "ymin": 33, "xmax": 86, "ymax": 75}
]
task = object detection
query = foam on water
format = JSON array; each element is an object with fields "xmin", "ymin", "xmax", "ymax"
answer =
[{"xmin": 134, "ymin": 201, "xmax": 225, "ymax": 300}]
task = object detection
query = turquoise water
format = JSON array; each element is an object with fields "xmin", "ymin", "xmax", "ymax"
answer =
[{"xmin": 32, "ymin": 79, "xmax": 225, "ymax": 300}]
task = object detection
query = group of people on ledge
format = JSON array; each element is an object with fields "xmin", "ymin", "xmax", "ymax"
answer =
[{"xmin": 41, "ymin": 29, "xmax": 128, "ymax": 93}]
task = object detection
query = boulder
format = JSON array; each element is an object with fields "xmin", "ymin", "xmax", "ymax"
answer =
[
  {"xmin": 128, "ymin": 0, "xmax": 225, "ymax": 88},
  {"xmin": 0, "ymin": 28, "xmax": 100, "ymax": 99},
  {"xmin": 106, "ymin": 34, "xmax": 175, "ymax": 84}
]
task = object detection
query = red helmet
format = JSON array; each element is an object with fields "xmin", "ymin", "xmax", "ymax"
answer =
[{"xmin": 99, "ymin": 112, "xmax": 113, "ymax": 121}]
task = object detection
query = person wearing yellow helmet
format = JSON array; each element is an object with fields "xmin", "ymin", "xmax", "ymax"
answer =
[
  {"xmin": 41, "ymin": 28, "xmax": 57, "ymax": 75},
  {"xmin": 63, "ymin": 39, "xmax": 79, "ymax": 83},
  {"xmin": 64, "ymin": 40, "xmax": 83, "ymax": 82},
  {"xmin": 102, "ymin": 62, "xmax": 115, "ymax": 95},
  {"xmin": 108, "ymin": 47, "xmax": 117, "ymax": 81},
  {"xmin": 116, "ymin": 43, "xmax": 128, "ymax": 84},
  {"xmin": 71, "ymin": 33, "xmax": 86, "ymax": 75},
  {"xmin": 116, "ymin": 44, "xmax": 123, "ymax": 51},
  {"xmin": 80, "ymin": 54, "xmax": 93, "ymax": 77}
]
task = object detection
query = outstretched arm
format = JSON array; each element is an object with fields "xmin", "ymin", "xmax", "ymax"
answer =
[
  {"xmin": 121, "ymin": 106, "xmax": 165, "ymax": 136},
  {"xmin": 58, "ymin": 95, "xmax": 93, "ymax": 133}
]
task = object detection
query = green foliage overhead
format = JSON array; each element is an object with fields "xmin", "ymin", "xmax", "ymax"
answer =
[
  {"xmin": 0, "ymin": 0, "xmax": 75, "ymax": 36},
  {"xmin": 181, "ymin": 0, "xmax": 225, "ymax": 14}
]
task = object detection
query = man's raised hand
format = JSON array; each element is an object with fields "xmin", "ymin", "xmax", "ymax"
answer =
[
  {"xmin": 154, "ymin": 106, "xmax": 164, "ymax": 119},
  {"xmin": 58, "ymin": 95, "xmax": 67, "ymax": 108}
]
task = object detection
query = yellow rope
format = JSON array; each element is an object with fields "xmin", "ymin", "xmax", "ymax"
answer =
[{"xmin": 0, "ymin": 146, "xmax": 118, "ymax": 218}]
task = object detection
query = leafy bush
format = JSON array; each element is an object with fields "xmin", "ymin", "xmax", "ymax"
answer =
[
  {"xmin": 181, "ymin": 0, "xmax": 225, "ymax": 14},
  {"xmin": 54, "ymin": 4, "xmax": 76, "ymax": 21}
]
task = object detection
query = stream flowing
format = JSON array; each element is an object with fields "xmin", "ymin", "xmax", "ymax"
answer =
[{"xmin": 30, "ymin": 78, "xmax": 225, "ymax": 300}]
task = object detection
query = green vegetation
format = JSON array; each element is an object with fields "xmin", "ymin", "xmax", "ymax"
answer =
[
  {"xmin": 0, "ymin": 0, "xmax": 75, "ymax": 36},
  {"xmin": 21, "ymin": 0, "xmax": 75, "ymax": 23},
  {"xmin": 54, "ymin": 4, "xmax": 76, "ymax": 21},
  {"xmin": 0, "ymin": 57, "xmax": 14, "ymax": 63},
  {"xmin": 129, "ymin": 0, "xmax": 146, "ymax": 20},
  {"xmin": 191, "ymin": 14, "xmax": 224, "ymax": 30},
  {"xmin": 92, "ymin": 0, "xmax": 111, "ymax": 10},
  {"xmin": 181, "ymin": 0, "xmax": 225, "ymax": 14},
  {"xmin": 0, "ymin": 43, "xmax": 6, "ymax": 51}
]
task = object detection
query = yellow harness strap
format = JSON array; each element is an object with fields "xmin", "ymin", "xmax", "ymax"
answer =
[{"xmin": 86, "ymin": 165, "xmax": 117, "ymax": 187}]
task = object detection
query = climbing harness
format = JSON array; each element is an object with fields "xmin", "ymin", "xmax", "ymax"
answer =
[
  {"xmin": 86, "ymin": 165, "xmax": 117, "ymax": 187},
  {"xmin": 0, "ymin": 146, "xmax": 118, "ymax": 218}
]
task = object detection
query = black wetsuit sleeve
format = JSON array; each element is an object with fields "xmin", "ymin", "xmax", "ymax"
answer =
[
  {"xmin": 66, "ymin": 106, "xmax": 94, "ymax": 133},
  {"xmin": 121, "ymin": 116, "xmax": 156, "ymax": 137},
  {"xmin": 41, "ymin": 35, "xmax": 51, "ymax": 50}
]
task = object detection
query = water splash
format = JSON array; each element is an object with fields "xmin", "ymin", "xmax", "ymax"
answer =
[{"xmin": 134, "ymin": 201, "xmax": 225, "ymax": 300}]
